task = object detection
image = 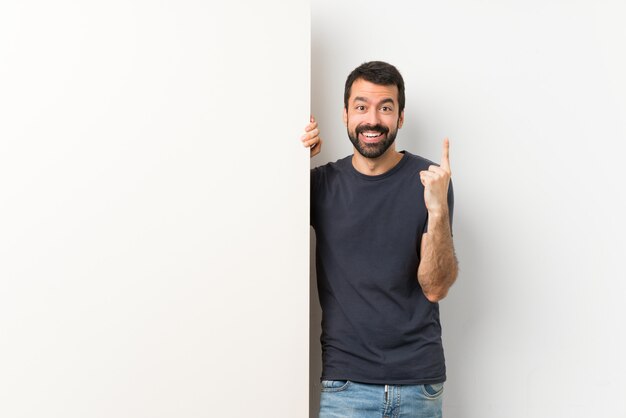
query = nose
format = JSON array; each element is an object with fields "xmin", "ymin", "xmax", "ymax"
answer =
[{"xmin": 364, "ymin": 108, "xmax": 380, "ymax": 126}]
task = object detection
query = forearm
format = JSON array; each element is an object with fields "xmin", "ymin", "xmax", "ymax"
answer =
[{"xmin": 417, "ymin": 210, "xmax": 458, "ymax": 303}]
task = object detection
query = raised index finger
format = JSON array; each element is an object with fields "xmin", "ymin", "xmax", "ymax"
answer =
[{"xmin": 441, "ymin": 138, "xmax": 451, "ymax": 171}]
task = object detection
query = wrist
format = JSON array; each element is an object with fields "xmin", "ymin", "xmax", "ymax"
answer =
[{"xmin": 428, "ymin": 207, "xmax": 449, "ymax": 219}]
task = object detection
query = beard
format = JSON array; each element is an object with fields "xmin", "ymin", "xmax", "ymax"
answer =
[{"xmin": 347, "ymin": 122, "xmax": 398, "ymax": 159}]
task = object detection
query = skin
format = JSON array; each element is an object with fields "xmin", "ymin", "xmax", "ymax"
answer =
[
  {"xmin": 301, "ymin": 78, "xmax": 458, "ymax": 302},
  {"xmin": 343, "ymin": 79, "xmax": 404, "ymax": 175},
  {"xmin": 416, "ymin": 138, "xmax": 458, "ymax": 302},
  {"xmin": 301, "ymin": 116, "xmax": 322, "ymax": 157}
]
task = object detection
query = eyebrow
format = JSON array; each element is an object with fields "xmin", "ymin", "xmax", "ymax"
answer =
[{"xmin": 353, "ymin": 96, "xmax": 396, "ymax": 106}]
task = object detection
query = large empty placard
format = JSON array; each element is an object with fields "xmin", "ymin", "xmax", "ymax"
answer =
[{"xmin": 0, "ymin": 1, "xmax": 310, "ymax": 417}]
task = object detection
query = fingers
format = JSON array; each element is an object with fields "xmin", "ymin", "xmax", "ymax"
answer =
[
  {"xmin": 301, "ymin": 115, "xmax": 322, "ymax": 157},
  {"xmin": 301, "ymin": 115, "xmax": 318, "ymax": 142},
  {"xmin": 302, "ymin": 133, "xmax": 319, "ymax": 147},
  {"xmin": 427, "ymin": 164, "xmax": 447, "ymax": 176},
  {"xmin": 440, "ymin": 138, "xmax": 450, "ymax": 172},
  {"xmin": 310, "ymin": 138, "xmax": 322, "ymax": 157},
  {"xmin": 301, "ymin": 128, "xmax": 319, "ymax": 144},
  {"xmin": 419, "ymin": 168, "xmax": 448, "ymax": 187},
  {"xmin": 304, "ymin": 119, "xmax": 317, "ymax": 133},
  {"xmin": 419, "ymin": 170, "xmax": 437, "ymax": 183}
]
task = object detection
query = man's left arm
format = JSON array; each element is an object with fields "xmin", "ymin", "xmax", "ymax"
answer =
[{"xmin": 417, "ymin": 138, "xmax": 459, "ymax": 303}]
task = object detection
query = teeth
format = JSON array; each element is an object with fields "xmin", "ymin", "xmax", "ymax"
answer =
[{"xmin": 364, "ymin": 132, "xmax": 381, "ymax": 138}]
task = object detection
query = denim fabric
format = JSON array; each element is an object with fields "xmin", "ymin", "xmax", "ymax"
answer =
[{"xmin": 319, "ymin": 380, "xmax": 443, "ymax": 418}]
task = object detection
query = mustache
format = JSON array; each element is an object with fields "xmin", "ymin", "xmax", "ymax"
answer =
[{"xmin": 355, "ymin": 124, "xmax": 389, "ymax": 135}]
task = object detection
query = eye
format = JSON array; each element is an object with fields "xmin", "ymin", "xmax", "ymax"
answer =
[
  {"xmin": 381, "ymin": 106, "xmax": 393, "ymax": 112},
  {"xmin": 355, "ymin": 105, "xmax": 366, "ymax": 111}
]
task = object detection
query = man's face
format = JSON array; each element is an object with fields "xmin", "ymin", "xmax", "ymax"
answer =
[{"xmin": 343, "ymin": 78, "xmax": 404, "ymax": 159}]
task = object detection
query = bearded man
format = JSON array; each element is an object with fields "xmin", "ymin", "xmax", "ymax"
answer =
[{"xmin": 302, "ymin": 61, "xmax": 458, "ymax": 417}]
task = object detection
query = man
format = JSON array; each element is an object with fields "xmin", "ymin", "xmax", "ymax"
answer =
[{"xmin": 301, "ymin": 61, "xmax": 458, "ymax": 417}]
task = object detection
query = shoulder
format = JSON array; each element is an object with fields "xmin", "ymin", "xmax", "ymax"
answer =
[
  {"xmin": 401, "ymin": 150, "xmax": 436, "ymax": 171},
  {"xmin": 311, "ymin": 154, "xmax": 352, "ymax": 175},
  {"xmin": 403, "ymin": 151, "xmax": 454, "ymax": 190},
  {"xmin": 311, "ymin": 155, "xmax": 352, "ymax": 188},
  {"xmin": 397, "ymin": 151, "xmax": 438, "ymax": 182}
]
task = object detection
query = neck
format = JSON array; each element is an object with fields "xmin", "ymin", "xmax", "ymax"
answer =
[{"xmin": 351, "ymin": 146, "xmax": 403, "ymax": 176}]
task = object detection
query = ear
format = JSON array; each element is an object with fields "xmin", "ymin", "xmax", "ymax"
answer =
[
  {"xmin": 398, "ymin": 110, "xmax": 404, "ymax": 129},
  {"xmin": 343, "ymin": 107, "xmax": 348, "ymax": 126}
]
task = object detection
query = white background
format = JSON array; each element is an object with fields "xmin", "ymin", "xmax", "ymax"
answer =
[
  {"xmin": 0, "ymin": 1, "xmax": 310, "ymax": 417},
  {"xmin": 310, "ymin": 0, "xmax": 626, "ymax": 416}
]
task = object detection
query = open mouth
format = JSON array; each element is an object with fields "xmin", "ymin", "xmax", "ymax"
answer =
[
  {"xmin": 355, "ymin": 124, "xmax": 389, "ymax": 144},
  {"xmin": 359, "ymin": 131, "xmax": 385, "ymax": 143}
]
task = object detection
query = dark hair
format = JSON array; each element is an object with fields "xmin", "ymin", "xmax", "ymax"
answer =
[{"xmin": 344, "ymin": 61, "xmax": 405, "ymax": 113}]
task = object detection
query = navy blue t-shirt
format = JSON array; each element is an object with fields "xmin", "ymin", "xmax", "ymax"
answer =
[{"xmin": 311, "ymin": 151, "xmax": 453, "ymax": 385}]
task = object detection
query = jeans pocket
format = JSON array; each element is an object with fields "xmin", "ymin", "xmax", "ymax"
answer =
[
  {"xmin": 320, "ymin": 379, "xmax": 351, "ymax": 392},
  {"xmin": 422, "ymin": 382, "xmax": 444, "ymax": 399}
]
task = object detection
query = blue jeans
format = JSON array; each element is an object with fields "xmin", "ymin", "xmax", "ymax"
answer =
[{"xmin": 319, "ymin": 380, "xmax": 443, "ymax": 418}]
